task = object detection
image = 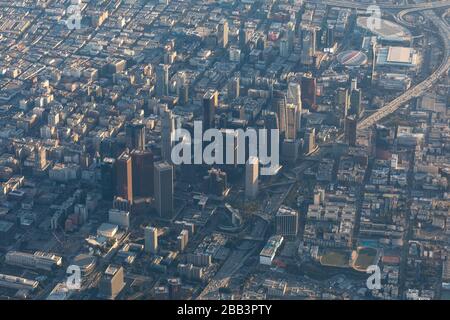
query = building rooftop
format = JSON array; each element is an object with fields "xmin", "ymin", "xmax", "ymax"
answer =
[
  {"xmin": 105, "ymin": 264, "xmax": 121, "ymax": 276},
  {"xmin": 376, "ymin": 46, "xmax": 418, "ymax": 67},
  {"xmin": 155, "ymin": 161, "xmax": 172, "ymax": 170},
  {"xmin": 0, "ymin": 220, "xmax": 14, "ymax": 232}
]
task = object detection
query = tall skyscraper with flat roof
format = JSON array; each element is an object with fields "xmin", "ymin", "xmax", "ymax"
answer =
[
  {"xmin": 287, "ymin": 82, "xmax": 302, "ymax": 135},
  {"xmin": 350, "ymin": 88, "xmax": 363, "ymax": 117},
  {"xmin": 125, "ymin": 122, "xmax": 145, "ymax": 151},
  {"xmin": 228, "ymin": 76, "xmax": 240, "ymax": 100},
  {"xmin": 218, "ymin": 20, "xmax": 229, "ymax": 48},
  {"xmin": 161, "ymin": 109, "xmax": 175, "ymax": 162},
  {"xmin": 34, "ymin": 145, "xmax": 47, "ymax": 170},
  {"xmin": 274, "ymin": 96, "xmax": 287, "ymax": 136},
  {"xmin": 116, "ymin": 151, "xmax": 133, "ymax": 203},
  {"xmin": 177, "ymin": 73, "xmax": 189, "ymax": 105},
  {"xmin": 155, "ymin": 64, "xmax": 170, "ymax": 97},
  {"xmin": 245, "ymin": 156, "xmax": 259, "ymax": 199},
  {"xmin": 99, "ymin": 265, "xmax": 125, "ymax": 300},
  {"xmin": 101, "ymin": 157, "xmax": 116, "ymax": 200},
  {"xmin": 144, "ymin": 226, "xmax": 158, "ymax": 254},
  {"xmin": 287, "ymin": 21, "xmax": 295, "ymax": 53},
  {"xmin": 203, "ymin": 89, "xmax": 218, "ymax": 130},
  {"xmin": 345, "ymin": 115, "xmax": 358, "ymax": 147},
  {"xmin": 154, "ymin": 161, "xmax": 174, "ymax": 219},
  {"xmin": 301, "ymin": 74, "xmax": 317, "ymax": 110},
  {"xmin": 131, "ymin": 149, "xmax": 154, "ymax": 197},
  {"xmin": 239, "ymin": 25, "xmax": 250, "ymax": 49},
  {"xmin": 285, "ymin": 104, "xmax": 298, "ymax": 140},
  {"xmin": 276, "ymin": 206, "xmax": 299, "ymax": 237},
  {"xmin": 301, "ymin": 26, "xmax": 316, "ymax": 65},
  {"xmin": 304, "ymin": 128, "xmax": 316, "ymax": 155},
  {"xmin": 287, "ymin": 82, "xmax": 302, "ymax": 109},
  {"xmin": 337, "ymin": 87, "xmax": 350, "ymax": 120}
]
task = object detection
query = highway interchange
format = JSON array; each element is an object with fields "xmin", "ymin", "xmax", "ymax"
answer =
[
  {"xmin": 358, "ymin": 2, "xmax": 450, "ymax": 130},
  {"xmin": 307, "ymin": 0, "xmax": 450, "ymax": 132},
  {"xmin": 199, "ymin": 0, "xmax": 450, "ymax": 300}
]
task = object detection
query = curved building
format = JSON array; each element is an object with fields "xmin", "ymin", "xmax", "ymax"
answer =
[
  {"xmin": 71, "ymin": 253, "xmax": 97, "ymax": 276},
  {"xmin": 337, "ymin": 50, "xmax": 368, "ymax": 67}
]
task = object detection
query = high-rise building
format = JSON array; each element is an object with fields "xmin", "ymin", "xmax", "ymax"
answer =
[
  {"xmin": 144, "ymin": 226, "xmax": 158, "ymax": 254},
  {"xmin": 263, "ymin": 112, "xmax": 279, "ymax": 156},
  {"xmin": 218, "ymin": 20, "xmax": 229, "ymax": 48},
  {"xmin": 161, "ymin": 109, "xmax": 175, "ymax": 162},
  {"xmin": 256, "ymin": 36, "xmax": 266, "ymax": 50},
  {"xmin": 155, "ymin": 64, "xmax": 170, "ymax": 97},
  {"xmin": 179, "ymin": 84, "xmax": 189, "ymax": 105},
  {"xmin": 99, "ymin": 265, "xmax": 125, "ymax": 300},
  {"xmin": 203, "ymin": 89, "xmax": 218, "ymax": 130},
  {"xmin": 286, "ymin": 82, "xmax": 302, "ymax": 134},
  {"xmin": 264, "ymin": 111, "xmax": 279, "ymax": 130},
  {"xmin": 287, "ymin": 21, "xmax": 295, "ymax": 53},
  {"xmin": 325, "ymin": 25, "xmax": 335, "ymax": 49},
  {"xmin": 168, "ymin": 278, "xmax": 182, "ymax": 300},
  {"xmin": 176, "ymin": 72, "xmax": 188, "ymax": 105},
  {"xmin": 373, "ymin": 124, "xmax": 392, "ymax": 158},
  {"xmin": 276, "ymin": 206, "xmax": 299, "ymax": 237},
  {"xmin": 164, "ymin": 49, "xmax": 176, "ymax": 65},
  {"xmin": 301, "ymin": 74, "xmax": 317, "ymax": 109},
  {"xmin": 125, "ymin": 123, "xmax": 145, "ymax": 151},
  {"xmin": 304, "ymin": 128, "xmax": 316, "ymax": 154},
  {"xmin": 239, "ymin": 26, "xmax": 250, "ymax": 49},
  {"xmin": 344, "ymin": 115, "xmax": 357, "ymax": 147},
  {"xmin": 203, "ymin": 168, "xmax": 228, "ymax": 197},
  {"xmin": 287, "ymin": 82, "xmax": 302, "ymax": 109},
  {"xmin": 350, "ymin": 88, "xmax": 363, "ymax": 117},
  {"xmin": 131, "ymin": 149, "xmax": 154, "ymax": 197},
  {"xmin": 100, "ymin": 137, "xmax": 119, "ymax": 159},
  {"xmin": 154, "ymin": 161, "xmax": 174, "ymax": 219},
  {"xmin": 301, "ymin": 26, "xmax": 316, "ymax": 65},
  {"xmin": 108, "ymin": 209, "xmax": 130, "ymax": 229},
  {"xmin": 116, "ymin": 152, "xmax": 133, "ymax": 203},
  {"xmin": 228, "ymin": 76, "xmax": 240, "ymax": 100},
  {"xmin": 101, "ymin": 158, "xmax": 116, "ymax": 200},
  {"xmin": 245, "ymin": 156, "xmax": 259, "ymax": 199},
  {"xmin": 177, "ymin": 229, "xmax": 189, "ymax": 252},
  {"xmin": 232, "ymin": 105, "xmax": 245, "ymax": 120},
  {"xmin": 229, "ymin": 46, "xmax": 241, "ymax": 62},
  {"xmin": 34, "ymin": 145, "xmax": 47, "ymax": 170},
  {"xmin": 280, "ymin": 38, "xmax": 289, "ymax": 58},
  {"xmin": 337, "ymin": 88, "xmax": 350, "ymax": 119},
  {"xmin": 285, "ymin": 104, "xmax": 298, "ymax": 140},
  {"xmin": 281, "ymin": 139, "xmax": 300, "ymax": 164},
  {"xmin": 274, "ymin": 96, "xmax": 287, "ymax": 136},
  {"xmin": 350, "ymin": 78, "xmax": 358, "ymax": 91}
]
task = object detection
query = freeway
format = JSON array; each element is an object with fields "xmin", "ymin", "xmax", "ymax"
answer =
[
  {"xmin": 311, "ymin": 0, "xmax": 450, "ymax": 132},
  {"xmin": 306, "ymin": 0, "xmax": 450, "ymax": 10},
  {"xmin": 358, "ymin": 7, "xmax": 450, "ymax": 130}
]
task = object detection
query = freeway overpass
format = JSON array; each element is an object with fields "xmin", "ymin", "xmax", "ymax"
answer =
[
  {"xmin": 307, "ymin": 0, "xmax": 450, "ymax": 10},
  {"xmin": 311, "ymin": 0, "xmax": 450, "ymax": 132},
  {"xmin": 357, "ymin": 7, "xmax": 450, "ymax": 130}
]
